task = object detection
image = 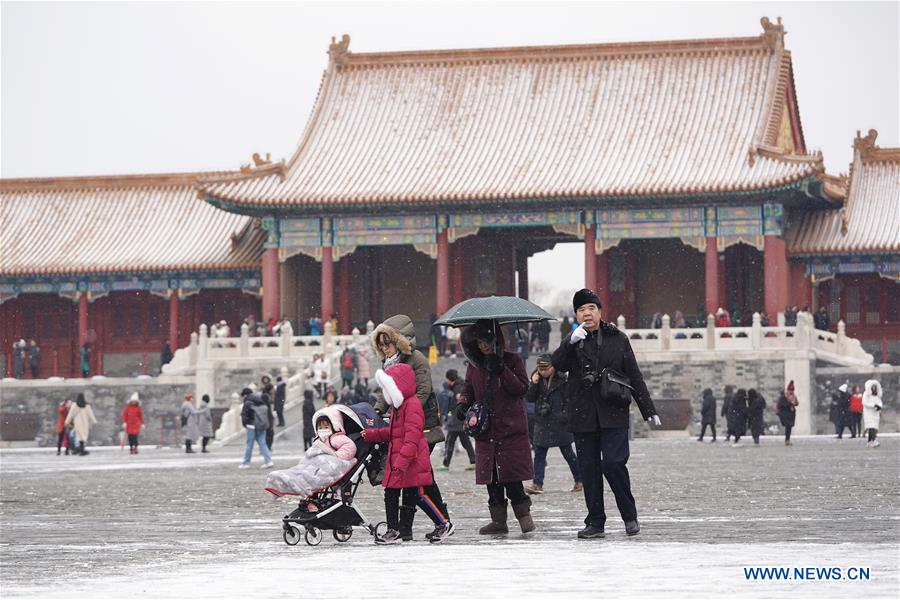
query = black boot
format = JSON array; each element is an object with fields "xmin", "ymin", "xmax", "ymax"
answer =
[
  {"xmin": 185, "ymin": 440, "xmax": 195, "ymax": 454},
  {"xmin": 201, "ymin": 437, "xmax": 209, "ymax": 453},
  {"xmin": 512, "ymin": 497, "xmax": 535, "ymax": 533},
  {"xmin": 398, "ymin": 506, "xmax": 416, "ymax": 542},
  {"xmin": 78, "ymin": 441, "xmax": 89, "ymax": 456}
]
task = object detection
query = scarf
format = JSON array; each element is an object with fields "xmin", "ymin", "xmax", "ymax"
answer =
[{"xmin": 384, "ymin": 352, "xmax": 402, "ymax": 368}]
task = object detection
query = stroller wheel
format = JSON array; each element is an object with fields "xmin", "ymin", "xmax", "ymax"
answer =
[
  {"xmin": 373, "ymin": 521, "xmax": 389, "ymax": 538},
  {"xmin": 305, "ymin": 526, "xmax": 323, "ymax": 546},
  {"xmin": 283, "ymin": 525, "xmax": 302, "ymax": 546},
  {"xmin": 333, "ymin": 528, "xmax": 353, "ymax": 543}
]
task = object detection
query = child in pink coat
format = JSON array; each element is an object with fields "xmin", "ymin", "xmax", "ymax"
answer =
[{"xmin": 362, "ymin": 364, "xmax": 453, "ymax": 544}]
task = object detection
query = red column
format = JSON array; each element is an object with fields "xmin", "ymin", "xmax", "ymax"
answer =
[
  {"xmin": 789, "ymin": 260, "xmax": 811, "ymax": 310},
  {"xmin": 338, "ymin": 257, "xmax": 351, "ymax": 334},
  {"xmin": 584, "ymin": 225, "xmax": 597, "ymax": 291},
  {"xmin": 321, "ymin": 247, "xmax": 334, "ymax": 324},
  {"xmin": 436, "ymin": 230, "xmax": 450, "ymax": 315},
  {"xmin": 77, "ymin": 293, "xmax": 89, "ymax": 350},
  {"xmin": 764, "ymin": 235, "xmax": 789, "ymax": 319},
  {"xmin": 717, "ymin": 252, "xmax": 728, "ymax": 312},
  {"xmin": 596, "ymin": 252, "xmax": 609, "ymax": 312},
  {"xmin": 704, "ymin": 236, "xmax": 719, "ymax": 317},
  {"xmin": 168, "ymin": 292, "xmax": 179, "ymax": 349},
  {"xmin": 262, "ymin": 247, "xmax": 281, "ymax": 323}
]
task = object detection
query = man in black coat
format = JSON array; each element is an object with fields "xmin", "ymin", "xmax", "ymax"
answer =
[
  {"xmin": 698, "ymin": 388, "xmax": 716, "ymax": 442},
  {"xmin": 721, "ymin": 385, "xmax": 734, "ymax": 441},
  {"xmin": 274, "ymin": 376, "xmax": 286, "ymax": 427},
  {"xmin": 551, "ymin": 289, "xmax": 659, "ymax": 539}
]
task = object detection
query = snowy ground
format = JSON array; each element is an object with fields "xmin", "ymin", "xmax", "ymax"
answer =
[{"xmin": 1, "ymin": 434, "xmax": 898, "ymax": 599}]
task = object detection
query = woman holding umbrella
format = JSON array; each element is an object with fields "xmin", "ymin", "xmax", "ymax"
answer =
[{"xmin": 454, "ymin": 318, "xmax": 535, "ymax": 534}]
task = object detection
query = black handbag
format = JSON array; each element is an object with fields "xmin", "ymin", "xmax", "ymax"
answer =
[
  {"xmin": 599, "ymin": 368, "xmax": 634, "ymax": 409},
  {"xmin": 464, "ymin": 400, "xmax": 490, "ymax": 437}
]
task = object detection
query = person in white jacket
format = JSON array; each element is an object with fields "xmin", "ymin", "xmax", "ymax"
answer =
[
  {"xmin": 862, "ymin": 379, "xmax": 884, "ymax": 448},
  {"xmin": 312, "ymin": 353, "xmax": 330, "ymax": 399}
]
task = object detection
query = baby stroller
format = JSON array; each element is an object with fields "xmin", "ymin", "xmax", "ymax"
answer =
[{"xmin": 268, "ymin": 403, "xmax": 388, "ymax": 546}]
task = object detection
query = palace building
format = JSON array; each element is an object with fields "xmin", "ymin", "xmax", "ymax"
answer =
[{"xmin": 2, "ymin": 18, "xmax": 898, "ymax": 377}]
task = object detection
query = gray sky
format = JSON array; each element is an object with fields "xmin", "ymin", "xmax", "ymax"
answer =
[{"xmin": 2, "ymin": 1, "xmax": 898, "ymax": 302}]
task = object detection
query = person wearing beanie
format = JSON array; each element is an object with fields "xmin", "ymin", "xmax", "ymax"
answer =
[
  {"xmin": 525, "ymin": 354, "xmax": 582, "ymax": 495},
  {"xmin": 551, "ymin": 288, "xmax": 659, "ymax": 539},
  {"xmin": 122, "ymin": 392, "xmax": 145, "ymax": 455}
]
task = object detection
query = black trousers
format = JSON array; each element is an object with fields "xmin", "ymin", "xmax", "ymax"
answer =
[
  {"xmin": 127, "ymin": 434, "xmax": 139, "ymax": 449},
  {"xmin": 487, "ymin": 481, "xmax": 528, "ymax": 506},
  {"xmin": 265, "ymin": 428, "xmax": 274, "ymax": 451},
  {"xmin": 57, "ymin": 431, "xmax": 67, "ymax": 452},
  {"xmin": 443, "ymin": 431, "xmax": 475, "ymax": 467},
  {"xmin": 784, "ymin": 425, "xmax": 793, "ymax": 441},
  {"xmin": 275, "ymin": 408, "xmax": 285, "ymax": 427},
  {"xmin": 699, "ymin": 423, "xmax": 716, "ymax": 440},
  {"xmin": 574, "ymin": 428, "xmax": 636, "ymax": 527},
  {"xmin": 867, "ymin": 428, "xmax": 877, "ymax": 442}
]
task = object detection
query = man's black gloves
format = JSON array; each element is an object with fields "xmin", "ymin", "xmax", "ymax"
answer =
[
  {"xmin": 454, "ymin": 403, "xmax": 468, "ymax": 422},
  {"xmin": 485, "ymin": 353, "xmax": 504, "ymax": 375}
]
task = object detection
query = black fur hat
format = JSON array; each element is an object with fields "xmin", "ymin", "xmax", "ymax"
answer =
[{"xmin": 573, "ymin": 288, "xmax": 602, "ymax": 312}]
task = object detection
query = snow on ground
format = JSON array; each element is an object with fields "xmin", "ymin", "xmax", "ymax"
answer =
[{"xmin": 2, "ymin": 435, "xmax": 898, "ymax": 599}]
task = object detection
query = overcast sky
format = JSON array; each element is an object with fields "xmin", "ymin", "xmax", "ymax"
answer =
[{"xmin": 2, "ymin": 1, "xmax": 898, "ymax": 302}]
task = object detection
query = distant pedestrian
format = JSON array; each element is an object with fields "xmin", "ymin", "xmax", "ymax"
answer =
[
  {"xmin": 28, "ymin": 340, "xmax": 40, "ymax": 378},
  {"xmin": 323, "ymin": 388, "xmax": 337, "ymax": 406},
  {"xmin": 55, "ymin": 397, "xmax": 74, "ymax": 455},
  {"xmin": 776, "ymin": 381, "xmax": 798, "ymax": 445},
  {"xmin": 698, "ymin": 388, "xmax": 717, "ymax": 442},
  {"xmin": 12, "ymin": 339, "xmax": 25, "ymax": 379},
  {"xmin": 524, "ymin": 355, "xmax": 582, "ymax": 494},
  {"xmin": 830, "ymin": 383, "xmax": 851, "ymax": 438},
  {"xmin": 747, "ymin": 389, "xmax": 765, "ymax": 446},
  {"xmin": 312, "ymin": 353, "xmax": 329, "ymax": 398},
  {"xmin": 849, "ymin": 385, "xmax": 864, "ymax": 438},
  {"xmin": 64, "ymin": 393, "xmax": 97, "ymax": 456},
  {"xmin": 160, "ymin": 340, "xmax": 173, "ymax": 368},
  {"xmin": 121, "ymin": 392, "xmax": 145, "ymax": 455},
  {"xmin": 814, "ymin": 306, "xmax": 830, "ymax": 330},
  {"xmin": 438, "ymin": 369, "xmax": 475, "ymax": 471},
  {"xmin": 195, "ymin": 394, "xmax": 214, "ymax": 452},
  {"xmin": 260, "ymin": 377, "xmax": 276, "ymax": 452},
  {"xmin": 80, "ymin": 343, "xmax": 91, "ymax": 377},
  {"xmin": 721, "ymin": 385, "xmax": 735, "ymax": 441},
  {"xmin": 340, "ymin": 347, "xmax": 357, "ymax": 389},
  {"xmin": 181, "ymin": 394, "xmax": 199, "ymax": 454},
  {"xmin": 302, "ymin": 389, "xmax": 316, "ymax": 450},
  {"xmin": 356, "ymin": 349, "xmax": 371, "ymax": 387},
  {"xmin": 727, "ymin": 389, "xmax": 748, "ymax": 446},
  {"xmin": 274, "ymin": 376, "xmax": 286, "ymax": 427},
  {"xmin": 239, "ymin": 387, "xmax": 274, "ymax": 468},
  {"xmin": 862, "ymin": 379, "xmax": 883, "ymax": 448}
]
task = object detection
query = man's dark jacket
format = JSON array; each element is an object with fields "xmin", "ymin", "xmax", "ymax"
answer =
[{"xmin": 551, "ymin": 320, "xmax": 656, "ymax": 431}]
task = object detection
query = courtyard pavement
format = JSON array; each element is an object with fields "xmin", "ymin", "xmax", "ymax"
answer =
[{"xmin": 1, "ymin": 432, "xmax": 897, "ymax": 598}]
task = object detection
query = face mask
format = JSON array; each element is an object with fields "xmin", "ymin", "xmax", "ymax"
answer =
[{"xmin": 317, "ymin": 429, "xmax": 332, "ymax": 440}]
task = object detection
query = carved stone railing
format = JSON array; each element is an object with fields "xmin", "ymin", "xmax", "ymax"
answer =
[{"xmin": 616, "ymin": 311, "xmax": 873, "ymax": 366}]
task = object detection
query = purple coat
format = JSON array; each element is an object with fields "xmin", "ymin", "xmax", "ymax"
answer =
[{"xmin": 457, "ymin": 325, "xmax": 533, "ymax": 485}]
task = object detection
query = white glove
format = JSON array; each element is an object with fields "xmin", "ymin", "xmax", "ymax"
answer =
[
  {"xmin": 648, "ymin": 415, "xmax": 661, "ymax": 426},
  {"xmin": 569, "ymin": 324, "xmax": 588, "ymax": 344}
]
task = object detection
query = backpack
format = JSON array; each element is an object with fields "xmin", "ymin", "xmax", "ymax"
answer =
[
  {"xmin": 252, "ymin": 403, "xmax": 270, "ymax": 431},
  {"xmin": 342, "ymin": 352, "xmax": 354, "ymax": 370}
]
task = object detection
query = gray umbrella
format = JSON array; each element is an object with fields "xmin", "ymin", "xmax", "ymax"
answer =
[{"xmin": 434, "ymin": 296, "xmax": 557, "ymax": 327}]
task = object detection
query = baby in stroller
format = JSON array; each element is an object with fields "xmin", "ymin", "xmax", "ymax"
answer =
[{"xmin": 265, "ymin": 408, "xmax": 357, "ymax": 511}]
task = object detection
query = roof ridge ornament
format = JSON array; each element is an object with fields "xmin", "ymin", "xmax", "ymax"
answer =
[
  {"xmin": 760, "ymin": 16, "xmax": 785, "ymax": 52},
  {"xmin": 329, "ymin": 34, "xmax": 351, "ymax": 65},
  {"xmin": 853, "ymin": 129, "xmax": 878, "ymax": 159}
]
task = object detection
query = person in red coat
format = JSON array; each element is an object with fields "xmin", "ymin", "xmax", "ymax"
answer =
[
  {"xmin": 55, "ymin": 397, "xmax": 73, "ymax": 455},
  {"xmin": 454, "ymin": 319, "xmax": 535, "ymax": 535},
  {"xmin": 121, "ymin": 392, "xmax": 145, "ymax": 455},
  {"xmin": 362, "ymin": 364, "xmax": 453, "ymax": 544}
]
